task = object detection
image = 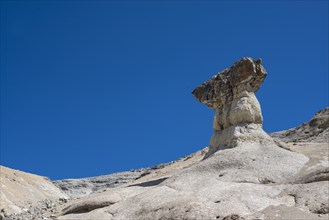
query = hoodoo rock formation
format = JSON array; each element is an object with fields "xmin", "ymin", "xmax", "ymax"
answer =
[
  {"xmin": 193, "ymin": 57, "xmax": 271, "ymax": 156},
  {"xmin": 1, "ymin": 58, "xmax": 328, "ymax": 220}
]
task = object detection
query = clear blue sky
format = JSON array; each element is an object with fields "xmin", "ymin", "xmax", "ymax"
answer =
[{"xmin": 1, "ymin": 1, "xmax": 328, "ymax": 180}]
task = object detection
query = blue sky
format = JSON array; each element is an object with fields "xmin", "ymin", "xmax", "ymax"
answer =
[{"xmin": 1, "ymin": 1, "xmax": 328, "ymax": 180}]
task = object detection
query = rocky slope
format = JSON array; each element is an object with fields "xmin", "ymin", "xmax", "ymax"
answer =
[
  {"xmin": 0, "ymin": 149, "xmax": 206, "ymax": 219},
  {"xmin": 52, "ymin": 158, "xmax": 195, "ymax": 199},
  {"xmin": 0, "ymin": 166, "xmax": 68, "ymax": 219},
  {"xmin": 1, "ymin": 58, "xmax": 328, "ymax": 220},
  {"xmin": 53, "ymin": 168, "xmax": 151, "ymax": 199},
  {"xmin": 271, "ymin": 107, "xmax": 329, "ymax": 143},
  {"xmin": 53, "ymin": 121, "xmax": 328, "ymax": 220}
]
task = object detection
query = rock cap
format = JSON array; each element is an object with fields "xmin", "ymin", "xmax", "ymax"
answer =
[{"xmin": 192, "ymin": 57, "xmax": 267, "ymax": 109}]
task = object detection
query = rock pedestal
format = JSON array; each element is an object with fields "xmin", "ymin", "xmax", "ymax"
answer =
[{"xmin": 192, "ymin": 57, "xmax": 270, "ymax": 156}]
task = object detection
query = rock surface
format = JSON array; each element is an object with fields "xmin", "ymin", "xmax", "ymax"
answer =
[
  {"xmin": 192, "ymin": 57, "xmax": 266, "ymax": 110},
  {"xmin": 271, "ymin": 107, "xmax": 329, "ymax": 143},
  {"xmin": 193, "ymin": 57, "xmax": 268, "ymax": 156},
  {"xmin": 53, "ymin": 169, "xmax": 149, "ymax": 199},
  {"xmin": 1, "ymin": 114, "xmax": 328, "ymax": 220},
  {"xmin": 0, "ymin": 166, "xmax": 68, "ymax": 217}
]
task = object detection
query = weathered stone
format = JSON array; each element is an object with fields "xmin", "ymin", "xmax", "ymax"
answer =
[
  {"xmin": 192, "ymin": 57, "xmax": 267, "ymax": 109},
  {"xmin": 192, "ymin": 57, "xmax": 268, "ymax": 155},
  {"xmin": 271, "ymin": 107, "xmax": 329, "ymax": 143}
]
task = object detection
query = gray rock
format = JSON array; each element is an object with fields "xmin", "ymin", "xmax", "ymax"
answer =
[
  {"xmin": 192, "ymin": 57, "xmax": 269, "ymax": 157},
  {"xmin": 53, "ymin": 162, "xmax": 175, "ymax": 199},
  {"xmin": 287, "ymin": 182, "xmax": 329, "ymax": 214},
  {"xmin": 271, "ymin": 107, "xmax": 329, "ymax": 143}
]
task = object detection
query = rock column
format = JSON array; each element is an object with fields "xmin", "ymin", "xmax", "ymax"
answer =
[{"xmin": 192, "ymin": 57, "xmax": 270, "ymax": 156}]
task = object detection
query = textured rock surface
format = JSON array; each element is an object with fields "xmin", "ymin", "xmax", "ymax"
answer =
[
  {"xmin": 57, "ymin": 143, "xmax": 314, "ymax": 220},
  {"xmin": 192, "ymin": 57, "xmax": 267, "ymax": 110},
  {"xmin": 271, "ymin": 107, "xmax": 329, "ymax": 143},
  {"xmin": 192, "ymin": 57, "xmax": 268, "ymax": 156},
  {"xmin": 0, "ymin": 166, "xmax": 68, "ymax": 216},
  {"xmin": 52, "ymin": 156, "xmax": 196, "ymax": 199},
  {"xmin": 53, "ymin": 169, "xmax": 151, "ymax": 199}
]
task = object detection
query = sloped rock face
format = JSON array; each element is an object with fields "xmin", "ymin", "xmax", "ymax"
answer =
[
  {"xmin": 52, "ymin": 159, "xmax": 183, "ymax": 199},
  {"xmin": 53, "ymin": 169, "xmax": 147, "ymax": 199},
  {"xmin": 193, "ymin": 57, "xmax": 269, "ymax": 156},
  {"xmin": 0, "ymin": 166, "xmax": 68, "ymax": 217},
  {"xmin": 57, "ymin": 143, "xmax": 311, "ymax": 220},
  {"xmin": 271, "ymin": 107, "xmax": 329, "ymax": 143}
]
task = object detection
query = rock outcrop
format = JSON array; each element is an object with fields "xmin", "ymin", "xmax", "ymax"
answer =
[
  {"xmin": 1, "ymin": 58, "xmax": 327, "ymax": 220},
  {"xmin": 271, "ymin": 107, "xmax": 329, "ymax": 143},
  {"xmin": 53, "ymin": 161, "xmax": 177, "ymax": 199},
  {"xmin": 192, "ymin": 57, "xmax": 270, "ymax": 156},
  {"xmin": 0, "ymin": 166, "xmax": 68, "ymax": 217}
]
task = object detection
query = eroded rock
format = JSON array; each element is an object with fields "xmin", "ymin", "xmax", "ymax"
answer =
[
  {"xmin": 271, "ymin": 107, "xmax": 329, "ymax": 143},
  {"xmin": 192, "ymin": 57, "xmax": 269, "ymax": 156},
  {"xmin": 192, "ymin": 57, "xmax": 266, "ymax": 110}
]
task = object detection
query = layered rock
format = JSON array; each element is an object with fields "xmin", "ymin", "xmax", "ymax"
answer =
[
  {"xmin": 0, "ymin": 166, "xmax": 68, "ymax": 216},
  {"xmin": 192, "ymin": 57, "xmax": 270, "ymax": 156},
  {"xmin": 271, "ymin": 107, "xmax": 329, "ymax": 143}
]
